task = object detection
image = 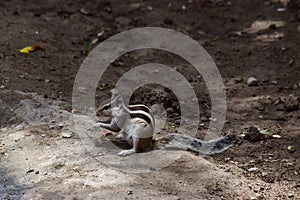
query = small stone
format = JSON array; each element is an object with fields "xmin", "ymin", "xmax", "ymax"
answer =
[
  {"xmin": 287, "ymin": 193, "xmax": 294, "ymax": 198},
  {"xmin": 225, "ymin": 157, "xmax": 230, "ymax": 162},
  {"xmin": 271, "ymin": 80, "xmax": 278, "ymax": 85},
  {"xmin": 127, "ymin": 190, "xmax": 133, "ymax": 195},
  {"xmin": 35, "ymin": 170, "xmax": 39, "ymax": 174},
  {"xmin": 62, "ymin": 130, "xmax": 73, "ymax": 138},
  {"xmin": 277, "ymin": 7, "xmax": 286, "ymax": 12},
  {"xmin": 80, "ymin": 8, "xmax": 90, "ymax": 15},
  {"xmin": 234, "ymin": 77, "xmax": 243, "ymax": 83},
  {"xmin": 209, "ymin": 117, "xmax": 217, "ymax": 122},
  {"xmin": 146, "ymin": 5, "xmax": 153, "ymax": 11},
  {"xmin": 272, "ymin": 134, "xmax": 281, "ymax": 138},
  {"xmin": 250, "ymin": 197, "xmax": 256, "ymax": 200},
  {"xmin": 247, "ymin": 77, "xmax": 259, "ymax": 86},
  {"xmin": 26, "ymin": 169, "xmax": 34, "ymax": 174},
  {"xmin": 248, "ymin": 167, "xmax": 258, "ymax": 172},
  {"xmin": 287, "ymin": 145, "xmax": 296, "ymax": 153}
]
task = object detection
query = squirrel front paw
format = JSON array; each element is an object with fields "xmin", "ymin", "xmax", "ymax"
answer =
[{"xmin": 93, "ymin": 122, "xmax": 102, "ymax": 128}]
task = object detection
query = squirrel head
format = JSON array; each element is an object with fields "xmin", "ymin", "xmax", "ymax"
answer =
[{"xmin": 95, "ymin": 89, "xmax": 126, "ymax": 120}]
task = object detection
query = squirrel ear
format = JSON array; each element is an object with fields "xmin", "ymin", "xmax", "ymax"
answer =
[{"xmin": 111, "ymin": 95, "xmax": 123, "ymax": 107}]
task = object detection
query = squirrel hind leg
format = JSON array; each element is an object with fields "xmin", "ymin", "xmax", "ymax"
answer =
[
  {"xmin": 117, "ymin": 135, "xmax": 139, "ymax": 156},
  {"xmin": 118, "ymin": 149, "xmax": 136, "ymax": 156}
]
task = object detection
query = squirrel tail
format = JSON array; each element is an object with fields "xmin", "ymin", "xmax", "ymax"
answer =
[{"xmin": 155, "ymin": 133, "xmax": 237, "ymax": 155}]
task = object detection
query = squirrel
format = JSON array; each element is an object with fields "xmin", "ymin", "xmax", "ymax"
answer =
[{"xmin": 95, "ymin": 89, "xmax": 237, "ymax": 156}]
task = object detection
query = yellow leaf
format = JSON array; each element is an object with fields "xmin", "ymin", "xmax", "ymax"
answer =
[
  {"xmin": 19, "ymin": 46, "xmax": 34, "ymax": 53},
  {"xmin": 19, "ymin": 45, "xmax": 43, "ymax": 53}
]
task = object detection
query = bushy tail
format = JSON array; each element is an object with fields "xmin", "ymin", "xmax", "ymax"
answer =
[{"xmin": 156, "ymin": 133, "xmax": 237, "ymax": 155}]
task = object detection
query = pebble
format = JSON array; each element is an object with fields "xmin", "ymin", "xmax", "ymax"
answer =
[
  {"xmin": 287, "ymin": 145, "xmax": 296, "ymax": 153},
  {"xmin": 127, "ymin": 190, "xmax": 133, "ymax": 195},
  {"xmin": 272, "ymin": 134, "xmax": 281, "ymax": 138},
  {"xmin": 209, "ymin": 117, "xmax": 217, "ymax": 122},
  {"xmin": 260, "ymin": 185, "xmax": 264, "ymax": 191},
  {"xmin": 287, "ymin": 193, "xmax": 294, "ymax": 198},
  {"xmin": 276, "ymin": 7, "xmax": 286, "ymax": 12},
  {"xmin": 248, "ymin": 167, "xmax": 258, "ymax": 172},
  {"xmin": 146, "ymin": 5, "xmax": 153, "ymax": 11},
  {"xmin": 49, "ymin": 125, "xmax": 55, "ymax": 130},
  {"xmin": 247, "ymin": 77, "xmax": 258, "ymax": 86},
  {"xmin": 26, "ymin": 169, "xmax": 34, "ymax": 174},
  {"xmin": 234, "ymin": 77, "xmax": 243, "ymax": 83},
  {"xmin": 272, "ymin": 135, "xmax": 281, "ymax": 139},
  {"xmin": 62, "ymin": 130, "xmax": 73, "ymax": 138}
]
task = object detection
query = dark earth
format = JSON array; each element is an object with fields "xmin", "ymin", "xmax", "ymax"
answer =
[{"xmin": 0, "ymin": 0, "xmax": 299, "ymax": 199}]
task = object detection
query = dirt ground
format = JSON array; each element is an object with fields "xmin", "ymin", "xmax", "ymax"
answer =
[{"xmin": 0, "ymin": 0, "xmax": 300, "ymax": 199}]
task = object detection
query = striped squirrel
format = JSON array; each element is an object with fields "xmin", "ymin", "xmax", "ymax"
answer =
[{"xmin": 95, "ymin": 89, "xmax": 237, "ymax": 156}]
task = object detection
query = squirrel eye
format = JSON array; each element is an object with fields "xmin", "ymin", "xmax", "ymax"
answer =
[{"xmin": 103, "ymin": 104, "xmax": 110, "ymax": 110}]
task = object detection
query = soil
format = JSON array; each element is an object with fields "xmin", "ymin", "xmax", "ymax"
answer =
[{"xmin": 0, "ymin": 0, "xmax": 299, "ymax": 199}]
